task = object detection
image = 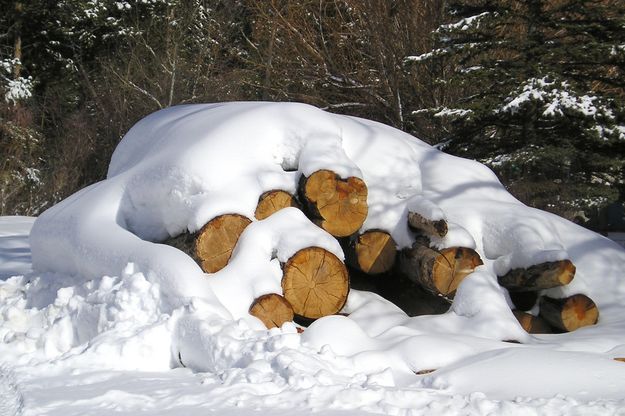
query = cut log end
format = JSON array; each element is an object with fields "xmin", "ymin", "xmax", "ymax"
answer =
[
  {"xmin": 282, "ymin": 247, "xmax": 349, "ymax": 320},
  {"xmin": 399, "ymin": 244, "xmax": 482, "ymax": 297},
  {"xmin": 301, "ymin": 170, "xmax": 368, "ymax": 237},
  {"xmin": 433, "ymin": 247, "xmax": 483, "ymax": 296},
  {"xmin": 352, "ymin": 230, "xmax": 397, "ymax": 274},
  {"xmin": 194, "ymin": 214, "xmax": 252, "ymax": 273},
  {"xmin": 255, "ymin": 190, "xmax": 299, "ymax": 220},
  {"xmin": 249, "ymin": 293, "xmax": 294, "ymax": 329},
  {"xmin": 539, "ymin": 294, "xmax": 599, "ymax": 332},
  {"xmin": 498, "ymin": 259, "xmax": 576, "ymax": 292},
  {"xmin": 512, "ymin": 310, "xmax": 552, "ymax": 334}
]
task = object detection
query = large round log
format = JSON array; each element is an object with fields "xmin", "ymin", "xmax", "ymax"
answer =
[
  {"xmin": 249, "ymin": 293, "xmax": 294, "ymax": 329},
  {"xmin": 254, "ymin": 190, "xmax": 299, "ymax": 220},
  {"xmin": 399, "ymin": 244, "xmax": 483, "ymax": 297},
  {"xmin": 346, "ymin": 230, "xmax": 397, "ymax": 275},
  {"xmin": 512, "ymin": 310, "xmax": 552, "ymax": 334},
  {"xmin": 281, "ymin": 247, "xmax": 349, "ymax": 320},
  {"xmin": 195, "ymin": 214, "xmax": 252, "ymax": 273},
  {"xmin": 299, "ymin": 170, "xmax": 368, "ymax": 237},
  {"xmin": 539, "ymin": 294, "xmax": 599, "ymax": 332},
  {"xmin": 498, "ymin": 259, "xmax": 575, "ymax": 292}
]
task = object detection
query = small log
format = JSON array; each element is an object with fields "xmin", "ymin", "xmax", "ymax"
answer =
[
  {"xmin": 254, "ymin": 190, "xmax": 299, "ymax": 220},
  {"xmin": 539, "ymin": 294, "xmax": 599, "ymax": 332},
  {"xmin": 498, "ymin": 260, "xmax": 575, "ymax": 292},
  {"xmin": 282, "ymin": 247, "xmax": 349, "ymax": 320},
  {"xmin": 299, "ymin": 169, "xmax": 368, "ymax": 237},
  {"xmin": 512, "ymin": 310, "xmax": 552, "ymax": 334},
  {"xmin": 614, "ymin": 358, "xmax": 625, "ymax": 363},
  {"xmin": 408, "ymin": 211, "xmax": 448, "ymax": 237},
  {"xmin": 509, "ymin": 291, "xmax": 539, "ymax": 311},
  {"xmin": 346, "ymin": 230, "xmax": 397, "ymax": 274},
  {"xmin": 195, "ymin": 214, "xmax": 252, "ymax": 273},
  {"xmin": 399, "ymin": 244, "xmax": 483, "ymax": 298},
  {"xmin": 249, "ymin": 293, "xmax": 294, "ymax": 329}
]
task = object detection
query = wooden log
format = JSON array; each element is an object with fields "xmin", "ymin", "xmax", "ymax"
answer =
[
  {"xmin": 249, "ymin": 293, "xmax": 294, "ymax": 329},
  {"xmin": 539, "ymin": 294, "xmax": 599, "ymax": 332},
  {"xmin": 512, "ymin": 310, "xmax": 552, "ymax": 334},
  {"xmin": 509, "ymin": 291, "xmax": 539, "ymax": 311},
  {"xmin": 614, "ymin": 358, "xmax": 625, "ymax": 363},
  {"xmin": 195, "ymin": 214, "xmax": 252, "ymax": 273},
  {"xmin": 498, "ymin": 259, "xmax": 575, "ymax": 292},
  {"xmin": 254, "ymin": 190, "xmax": 299, "ymax": 220},
  {"xmin": 408, "ymin": 211, "xmax": 448, "ymax": 237},
  {"xmin": 346, "ymin": 230, "xmax": 397, "ymax": 275},
  {"xmin": 399, "ymin": 244, "xmax": 483, "ymax": 298},
  {"xmin": 299, "ymin": 169, "xmax": 368, "ymax": 237},
  {"xmin": 282, "ymin": 247, "xmax": 349, "ymax": 320}
]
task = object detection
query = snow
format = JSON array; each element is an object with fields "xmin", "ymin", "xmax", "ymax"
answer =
[{"xmin": 2, "ymin": 102, "xmax": 625, "ymax": 414}]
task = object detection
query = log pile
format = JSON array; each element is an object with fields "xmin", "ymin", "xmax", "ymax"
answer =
[{"xmin": 165, "ymin": 167, "xmax": 599, "ymax": 336}]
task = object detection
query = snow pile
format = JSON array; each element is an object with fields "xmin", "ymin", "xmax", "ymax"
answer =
[{"xmin": 2, "ymin": 102, "xmax": 625, "ymax": 413}]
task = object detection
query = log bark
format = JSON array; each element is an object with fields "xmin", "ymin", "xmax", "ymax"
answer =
[
  {"xmin": 399, "ymin": 244, "xmax": 483, "ymax": 297},
  {"xmin": 249, "ymin": 293, "xmax": 294, "ymax": 329},
  {"xmin": 509, "ymin": 291, "xmax": 539, "ymax": 311},
  {"xmin": 299, "ymin": 169, "xmax": 368, "ymax": 237},
  {"xmin": 498, "ymin": 260, "xmax": 575, "ymax": 292},
  {"xmin": 539, "ymin": 294, "xmax": 599, "ymax": 332},
  {"xmin": 194, "ymin": 214, "xmax": 252, "ymax": 273},
  {"xmin": 512, "ymin": 310, "xmax": 552, "ymax": 334},
  {"xmin": 254, "ymin": 190, "xmax": 299, "ymax": 220},
  {"xmin": 346, "ymin": 230, "xmax": 397, "ymax": 274},
  {"xmin": 282, "ymin": 247, "xmax": 349, "ymax": 320},
  {"xmin": 407, "ymin": 211, "xmax": 448, "ymax": 237}
]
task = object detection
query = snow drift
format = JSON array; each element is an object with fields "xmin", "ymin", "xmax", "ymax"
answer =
[{"xmin": 3, "ymin": 102, "xmax": 625, "ymax": 413}]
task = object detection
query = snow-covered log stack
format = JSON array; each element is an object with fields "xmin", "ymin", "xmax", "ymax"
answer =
[{"xmin": 54, "ymin": 101, "xmax": 600, "ymax": 335}]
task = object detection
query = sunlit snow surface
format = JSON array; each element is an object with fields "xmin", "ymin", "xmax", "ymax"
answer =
[{"xmin": 2, "ymin": 102, "xmax": 625, "ymax": 415}]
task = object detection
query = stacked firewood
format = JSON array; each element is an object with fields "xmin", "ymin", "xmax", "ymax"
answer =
[{"xmin": 167, "ymin": 168, "xmax": 599, "ymax": 335}]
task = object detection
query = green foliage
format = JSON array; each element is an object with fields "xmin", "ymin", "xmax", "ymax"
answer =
[{"xmin": 409, "ymin": 0, "xmax": 625, "ymax": 215}]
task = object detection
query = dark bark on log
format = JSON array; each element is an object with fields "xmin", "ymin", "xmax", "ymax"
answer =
[
  {"xmin": 498, "ymin": 260, "xmax": 575, "ymax": 292},
  {"xmin": 539, "ymin": 294, "xmax": 599, "ymax": 332},
  {"xmin": 407, "ymin": 211, "xmax": 448, "ymax": 237}
]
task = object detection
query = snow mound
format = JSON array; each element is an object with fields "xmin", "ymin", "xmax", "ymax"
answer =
[{"xmin": 3, "ymin": 102, "xmax": 625, "ymax": 411}]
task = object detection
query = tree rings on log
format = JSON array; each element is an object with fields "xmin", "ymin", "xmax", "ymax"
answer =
[
  {"xmin": 347, "ymin": 230, "xmax": 397, "ymax": 274},
  {"xmin": 195, "ymin": 214, "xmax": 252, "ymax": 273},
  {"xmin": 282, "ymin": 247, "xmax": 349, "ymax": 320},
  {"xmin": 512, "ymin": 310, "xmax": 552, "ymax": 334},
  {"xmin": 249, "ymin": 293, "xmax": 295, "ymax": 329},
  {"xmin": 539, "ymin": 294, "xmax": 599, "ymax": 332},
  {"xmin": 407, "ymin": 211, "xmax": 448, "ymax": 237},
  {"xmin": 400, "ymin": 244, "xmax": 483, "ymax": 297},
  {"xmin": 498, "ymin": 259, "xmax": 575, "ymax": 292},
  {"xmin": 254, "ymin": 190, "xmax": 299, "ymax": 220},
  {"xmin": 300, "ymin": 170, "xmax": 368, "ymax": 237}
]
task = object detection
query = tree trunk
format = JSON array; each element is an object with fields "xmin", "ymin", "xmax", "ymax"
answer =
[
  {"xmin": 254, "ymin": 190, "xmax": 299, "ymax": 220},
  {"xmin": 345, "ymin": 230, "xmax": 397, "ymax": 274},
  {"xmin": 13, "ymin": 2, "xmax": 23, "ymax": 79},
  {"xmin": 399, "ymin": 244, "xmax": 482, "ymax": 297},
  {"xmin": 281, "ymin": 247, "xmax": 349, "ymax": 320},
  {"xmin": 498, "ymin": 260, "xmax": 575, "ymax": 292},
  {"xmin": 298, "ymin": 169, "xmax": 368, "ymax": 237},
  {"xmin": 407, "ymin": 211, "xmax": 447, "ymax": 237},
  {"xmin": 512, "ymin": 310, "xmax": 552, "ymax": 334},
  {"xmin": 539, "ymin": 294, "xmax": 599, "ymax": 332},
  {"xmin": 249, "ymin": 293, "xmax": 294, "ymax": 329}
]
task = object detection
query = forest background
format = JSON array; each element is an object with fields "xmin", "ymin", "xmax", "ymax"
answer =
[{"xmin": 1, "ymin": 0, "xmax": 624, "ymax": 231}]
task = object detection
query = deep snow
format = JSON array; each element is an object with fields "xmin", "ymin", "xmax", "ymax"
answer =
[{"xmin": 2, "ymin": 102, "xmax": 625, "ymax": 415}]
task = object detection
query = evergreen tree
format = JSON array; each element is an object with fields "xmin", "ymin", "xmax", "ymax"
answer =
[{"xmin": 408, "ymin": 0, "xmax": 625, "ymax": 216}]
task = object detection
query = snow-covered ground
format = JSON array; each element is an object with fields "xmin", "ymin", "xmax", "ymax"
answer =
[{"xmin": 1, "ymin": 102, "xmax": 625, "ymax": 415}]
